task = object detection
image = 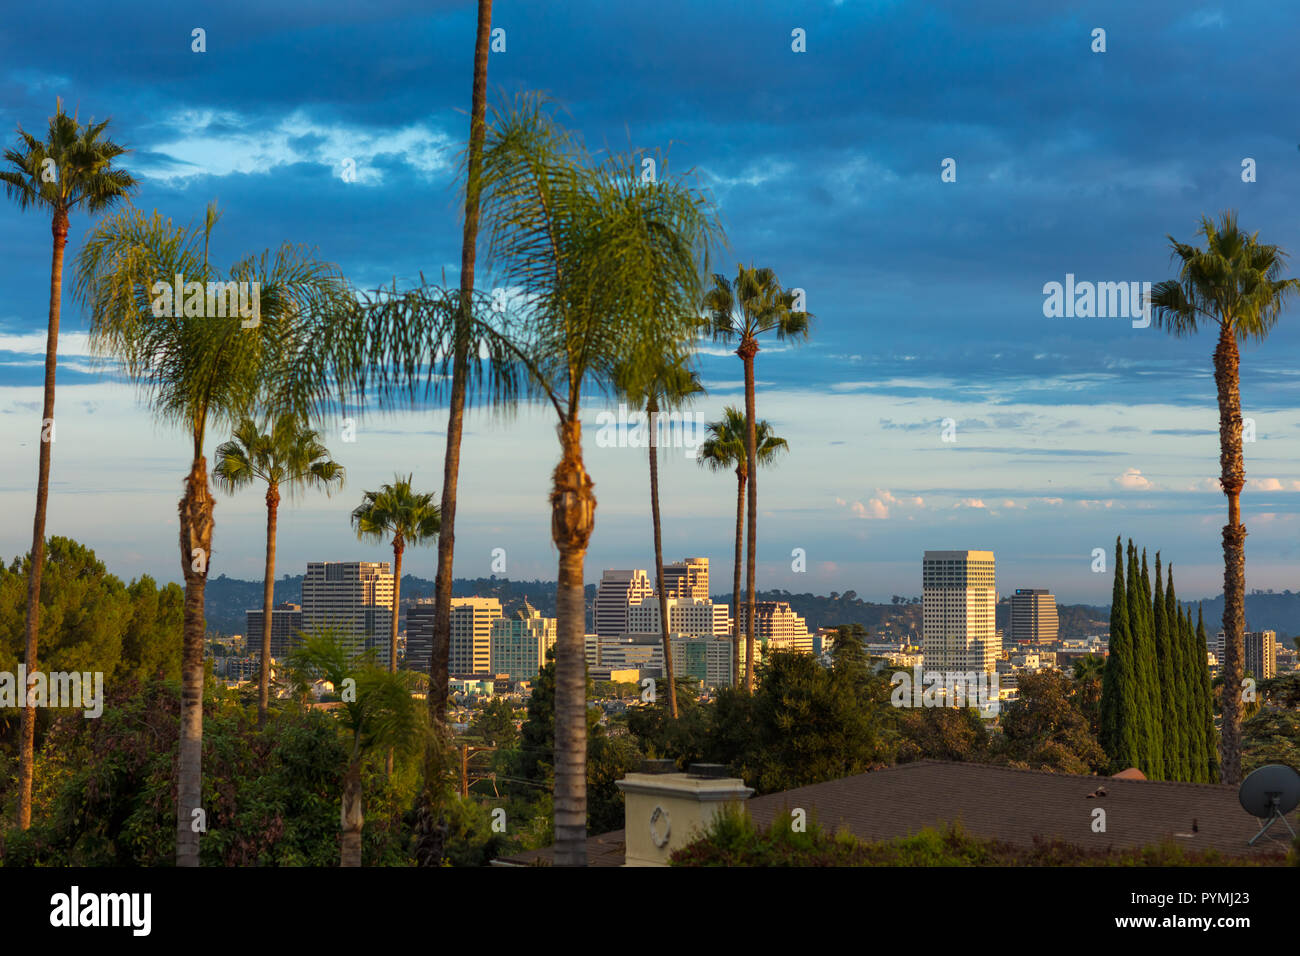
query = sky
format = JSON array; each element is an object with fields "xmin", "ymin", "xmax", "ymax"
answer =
[{"xmin": 2, "ymin": 0, "xmax": 1299, "ymax": 604}]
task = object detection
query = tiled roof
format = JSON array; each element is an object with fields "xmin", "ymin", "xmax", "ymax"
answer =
[{"xmin": 492, "ymin": 760, "xmax": 1291, "ymax": 866}]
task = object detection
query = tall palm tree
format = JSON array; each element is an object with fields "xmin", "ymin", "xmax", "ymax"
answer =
[
  {"xmin": 351, "ymin": 475, "xmax": 441, "ymax": 676},
  {"xmin": 1149, "ymin": 211, "xmax": 1300, "ymax": 785},
  {"xmin": 696, "ymin": 407, "xmax": 788, "ymax": 689},
  {"xmin": 75, "ymin": 202, "xmax": 355, "ymax": 865},
  {"xmin": 1, "ymin": 99, "xmax": 136, "ymax": 829},
  {"xmin": 214, "ymin": 416, "xmax": 345, "ymax": 725},
  {"xmin": 478, "ymin": 92, "xmax": 721, "ymax": 865},
  {"xmin": 616, "ymin": 361, "xmax": 704, "ymax": 720},
  {"xmin": 704, "ymin": 266, "xmax": 811, "ymax": 692},
  {"xmin": 287, "ymin": 631, "xmax": 426, "ymax": 866},
  {"xmin": 430, "ymin": 0, "xmax": 497, "ymax": 738}
]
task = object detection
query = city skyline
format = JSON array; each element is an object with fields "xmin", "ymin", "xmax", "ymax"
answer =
[{"xmin": 5, "ymin": 2, "xmax": 1300, "ymax": 605}]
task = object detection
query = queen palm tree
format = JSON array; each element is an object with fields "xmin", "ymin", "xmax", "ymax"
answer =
[
  {"xmin": 75, "ymin": 202, "xmax": 355, "ymax": 865},
  {"xmin": 696, "ymin": 408, "xmax": 787, "ymax": 689},
  {"xmin": 704, "ymin": 266, "xmax": 811, "ymax": 693},
  {"xmin": 351, "ymin": 476, "xmax": 440, "ymax": 745},
  {"xmin": 1, "ymin": 99, "xmax": 136, "ymax": 829},
  {"xmin": 1148, "ymin": 211, "xmax": 1300, "ymax": 785},
  {"xmin": 616, "ymin": 361, "xmax": 704, "ymax": 720},
  {"xmin": 287, "ymin": 631, "xmax": 427, "ymax": 866},
  {"xmin": 478, "ymin": 92, "xmax": 721, "ymax": 865},
  {"xmin": 214, "ymin": 416, "xmax": 345, "ymax": 725}
]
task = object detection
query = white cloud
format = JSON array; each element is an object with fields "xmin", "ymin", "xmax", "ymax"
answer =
[
  {"xmin": 1114, "ymin": 467, "xmax": 1153, "ymax": 490},
  {"xmin": 136, "ymin": 108, "xmax": 454, "ymax": 185}
]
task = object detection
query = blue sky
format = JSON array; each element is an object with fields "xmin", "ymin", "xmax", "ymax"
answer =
[{"xmin": 2, "ymin": 0, "xmax": 1299, "ymax": 604}]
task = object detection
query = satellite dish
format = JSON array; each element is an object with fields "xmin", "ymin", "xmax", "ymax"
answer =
[{"xmin": 1238, "ymin": 764, "xmax": 1300, "ymax": 846}]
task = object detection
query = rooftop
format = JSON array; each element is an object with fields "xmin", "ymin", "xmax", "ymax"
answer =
[{"xmin": 494, "ymin": 759, "xmax": 1292, "ymax": 866}]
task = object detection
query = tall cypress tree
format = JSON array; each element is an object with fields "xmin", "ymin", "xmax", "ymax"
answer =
[
  {"xmin": 1182, "ymin": 607, "xmax": 1206, "ymax": 781},
  {"xmin": 1152, "ymin": 554, "xmax": 1180, "ymax": 781},
  {"xmin": 1164, "ymin": 565, "xmax": 1190, "ymax": 781},
  {"xmin": 1125, "ymin": 542, "xmax": 1148, "ymax": 773},
  {"xmin": 1100, "ymin": 536, "xmax": 1139, "ymax": 770},
  {"xmin": 1196, "ymin": 606, "xmax": 1219, "ymax": 782},
  {"xmin": 1133, "ymin": 546, "xmax": 1164, "ymax": 778}
]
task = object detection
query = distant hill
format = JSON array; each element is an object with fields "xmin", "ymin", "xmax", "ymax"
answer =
[
  {"xmin": 202, "ymin": 573, "xmax": 596, "ymax": 636},
  {"xmin": 202, "ymin": 574, "xmax": 1300, "ymax": 644}
]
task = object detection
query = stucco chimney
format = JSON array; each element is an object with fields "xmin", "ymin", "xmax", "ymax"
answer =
[{"xmin": 615, "ymin": 764, "xmax": 753, "ymax": 866}]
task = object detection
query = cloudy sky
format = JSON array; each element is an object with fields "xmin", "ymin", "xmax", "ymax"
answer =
[{"xmin": 2, "ymin": 0, "xmax": 1299, "ymax": 604}]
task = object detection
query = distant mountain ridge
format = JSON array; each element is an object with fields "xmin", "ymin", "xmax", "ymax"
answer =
[{"xmin": 203, "ymin": 574, "xmax": 1299, "ymax": 642}]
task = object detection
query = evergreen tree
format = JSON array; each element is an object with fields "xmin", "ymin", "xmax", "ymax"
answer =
[
  {"xmin": 1100, "ymin": 537, "xmax": 1140, "ymax": 770},
  {"xmin": 1137, "ymin": 548, "xmax": 1165, "ymax": 778},
  {"xmin": 1126, "ymin": 543, "xmax": 1154, "ymax": 776},
  {"xmin": 1164, "ymin": 565, "xmax": 1190, "ymax": 781},
  {"xmin": 1181, "ymin": 607, "xmax": 1206, "ymax": 781},
  {"xmin": 1196, "ymin": 606, "xmax": 1220, "ymax": 782},
  {"xmin": 1152, "ymin": 554, "xmax": 1180, "ymax": 780}
]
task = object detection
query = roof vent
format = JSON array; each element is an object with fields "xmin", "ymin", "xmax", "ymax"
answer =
[{"xmin": 640, "ymin": 758, "xmax": 676, "ymax": 775}]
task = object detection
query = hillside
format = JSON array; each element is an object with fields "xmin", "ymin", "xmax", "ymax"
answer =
[{"xmin": 202, "ymin": 574, "xmax": 1300, "ymax": 643}]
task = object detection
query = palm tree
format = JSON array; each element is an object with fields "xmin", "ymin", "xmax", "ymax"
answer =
[
  {"xmin": 1, "ymin": 99, "xmax": 136, "ymax": 829},
  {"xmin": 214, "ymin": 416, "xmax": 344, "ymax": 725},
  {"xmin": 1149, "ymin": 211, "xmax": 1300, "ymax": 785},
  {"xmin": 616, "ymin": 361, "xmax": 704, "ymax": 719},
  {"xmin": 75, "ymin": 202, "xmax": 355, "ymax": 865},
  {"xmin": 696, "ymin": 407, "xmax": 788, "ymax": 689},
  {"xmin": 351, "ymin": 475, "xmax": 441, "ymax": 679},
  {"xmin": 431, "ymin": 0, "xmax": 496, "ymax": 740},
  {"xmin": 704, "ymin": 266, "xmax": 811, "ymax": 692},
  {"xmin": 287, "ymin": 632, "xmax": 426, "ymax": 866},
  {"xmin": 478, "ymin": 92, "xmax": 721, "ymax": 864}
]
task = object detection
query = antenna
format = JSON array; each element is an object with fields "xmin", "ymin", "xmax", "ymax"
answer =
[{"xmin": 1237, "ymin": 764, "xmax": 1300, "ymax": 846}]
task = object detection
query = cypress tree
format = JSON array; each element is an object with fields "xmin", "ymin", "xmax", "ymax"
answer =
[
  {"xmin": 1164, "ymin": 564, "xmax": 1189, "ymax": 781},
  {"xmin": 1135, "ymin": 547, "xmax": 1164, "ymax": 778},
  {"xmin": 1100, "ymin": 536, "xmax": 1139, "ymax": 770},
  {"xmin": 1196, "ymin": 606, "xmax": 1219, "ymax": 782},
  {"xmin": 1152, "ymin": 554, "xmax": 1173, "ymax": 779},
  {"xmin": 1182, "ymin": 607, "xmax": 1206, "ymax": 781}
]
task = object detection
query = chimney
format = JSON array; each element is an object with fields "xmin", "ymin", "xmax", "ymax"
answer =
[{"xmin": 614, "ymin": 763, "xmax": 753, "ymax": 866}]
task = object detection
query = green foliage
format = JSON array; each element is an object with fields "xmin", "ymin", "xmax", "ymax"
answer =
[
  {"xmin": 1, "ymin": 98, "xmax": 138, "ymax": 218},
  {"xmin": 998, "ymin": 670, "xmax": 1107, "ymax": 775},
  {"xmin": 468, "ymin": 698, "xmax": 519, "ymax": 748}
]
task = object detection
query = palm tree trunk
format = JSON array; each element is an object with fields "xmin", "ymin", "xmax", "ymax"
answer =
[
  {"xmin": 552, "ymin": 418, "xmax": 595, "ymax": 866},
  {"xmin": 1214, "ymin": 323, "xmax": 1246, "ymax": 785},
  {"xmin": 648, "ymin": 397, "xmax": 678, "ymax": 718},
  {"xmin": 732, "ymin": 466, "xmax": 745, "ymax": 689},
  {"xmin": 340, "ymin": 757, "xmax": 363, "ymax": 867},
  {"xmin": 177, "ymin": 454, "xmax": 214, "ymax": 866},
  {"xmin": 388, "ymin": 537, "xmax": 403, "ymax": 776},
  {"xmin": 258, "ymin": 482, "xmax": 279, "ymax": 727},
  {"xmin": 739, "ymin": 339, "xmax": 759, "ymax": 692},
  {"xmin": 419, "ymin": 0, "xmax": 493, "ymax": 869},
  {"xmin": 16, "ymin": 207, "xmax": 68, "ymax": 830}
]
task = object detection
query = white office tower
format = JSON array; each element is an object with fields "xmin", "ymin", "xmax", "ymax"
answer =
[
  {"xmin": 301, "ymin": 561, "xmax": 395, "ymax": 664},
  {"xmin": 594, "ymin": 569, "xmax": 653, "ymax": 638},
  {"xmin": 626, "ymin": 596, "xmax": 730, "ymax": 638},
  {"xmin": 922, "ymin": 551, "xmax": 999, "ymax": 675}
]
